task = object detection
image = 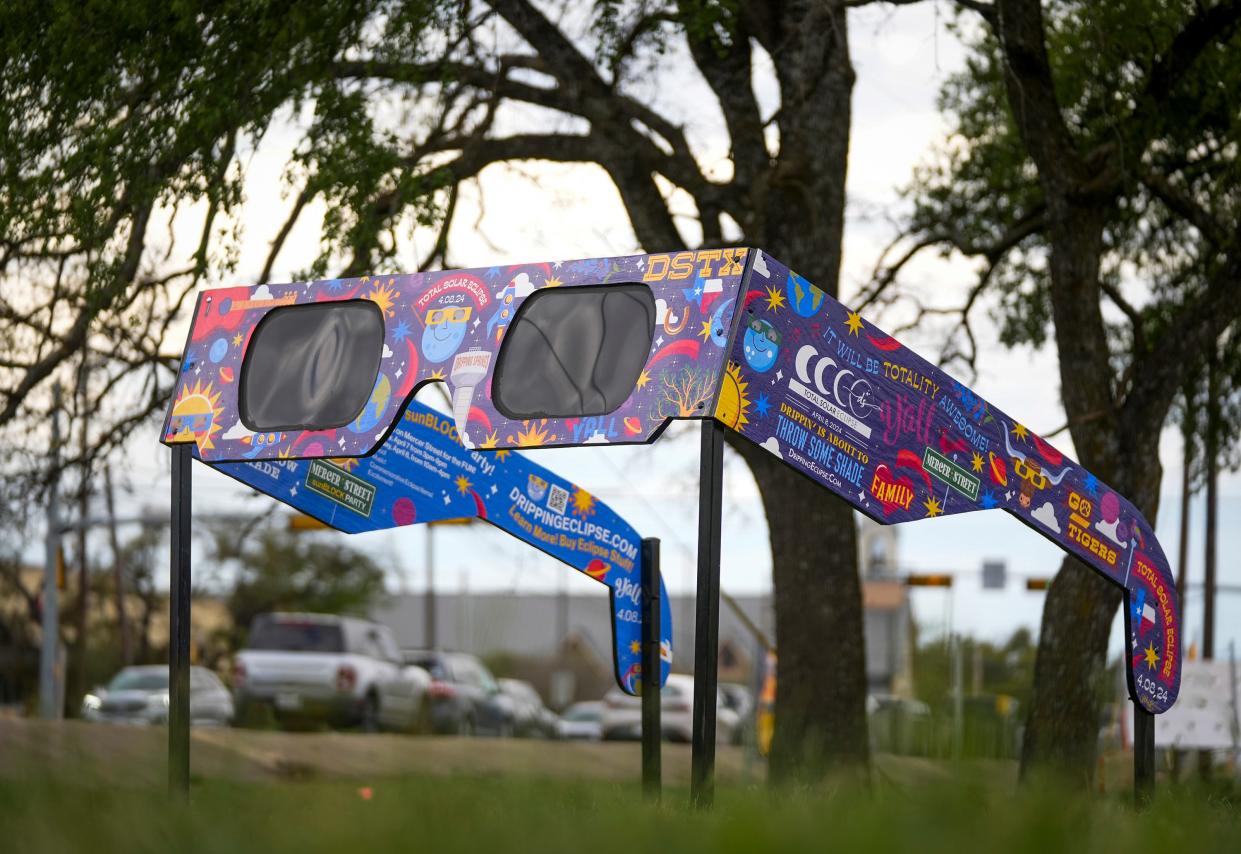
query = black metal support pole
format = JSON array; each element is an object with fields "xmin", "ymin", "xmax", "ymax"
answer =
[
  {"xmin": 1134, "ymin": 702, "xmax": 1155, "ymax": 806},
  {"xmin": 691, "ymin": 420, "xmax": 725, "ymax": 809},
  {"xmin": 169, "ymin": 444, "xmax": 192, "ymax": 798},
  {"xmin": 640, "ymin": 537, "xmax": 662, "ymax": 801}
]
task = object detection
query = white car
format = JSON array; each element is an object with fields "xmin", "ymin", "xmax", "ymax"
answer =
[
  {"xmin": 600, "ymin": 673, "xmax": 740, "ymax": 743},
  {"xmin": 556, "ymin": 701, "xmax": 603, "ymax": 740},
  {"xmin": 233, "ymin": 613, "xmax": 430, "ymax": 732}
]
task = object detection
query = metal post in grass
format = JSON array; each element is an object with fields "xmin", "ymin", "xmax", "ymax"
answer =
[
  {"xmin": 641, "ymin": 537, "xmax": 662, "ymax": 801},
  {"xmin": 691, "ymin": 420, "xmax": 725, "ymax": 809},
  {"xmin": 1133, "ymin": 703, "xmax": 1155, "ymax": 806},
  {"xmin": 169, "ymin": 443, "xmax": 192, "ymax": 797}
]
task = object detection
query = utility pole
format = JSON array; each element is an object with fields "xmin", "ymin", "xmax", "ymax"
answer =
[
  {"xmin": 1200, "ymin": 344, "xmax": 1220, "ymax": 781},
  {"xmin": 40, "ymin": 382, "xmax": 64, "ymax": 720},
  {"xmin": 104, "ymin": 464, "xmax": 132, "ymax": 666},
  {"xmin": 72, "ymin": 358, "xmax": 91, "ymax": 708},
  {"xmin": 1204, "ymin": 346, "xmax": 1219, "ymax": 662}
]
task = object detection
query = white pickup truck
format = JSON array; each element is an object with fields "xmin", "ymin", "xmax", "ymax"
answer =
[{"xmin": 233, "ymin": 612, "xmax": 431, "ymax": 732}]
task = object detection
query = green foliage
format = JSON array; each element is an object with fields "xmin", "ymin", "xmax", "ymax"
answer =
[
  {"xmin": 902, "ymin": 1, "xmax": 1241, "ymax": 364},
  {"xmin": 0, "ymin": 769, "xmax": 1238, "ymax": 853},
  {"xmin": 210, "ymin": 526, "xmax": 387, "ymax": 647}
]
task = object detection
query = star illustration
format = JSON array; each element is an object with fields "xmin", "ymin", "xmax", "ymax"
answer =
[
  {"xmin": 635, "ymin": 370, "xmax": 651, "ymax": 390},
  {"xmin": 454, "ymin": 475, "xmax": 472, "ymax": 495},
  {"xmin": 698, "ymin": 319, "xmax": 714, "ymax": 341},
  {"xmin": 754, "ymin": 394, "xmax": 772, "ymax": 417},
  {"xmin": 392, "ymin": 319, "xmax": 412, "ymax": 340},
  {"xmin": 231, "ymin": 332, "xmax": 243, "ymax": 347},
  {"xmin": 971, "ymin": 452, "xmax": 984, "ymax": 473},
  {"xmin": 1083, "ymin": 472, "xmax": 1100, "ymax": 496},
  {"xmin": 979, "ymin": 490, "xmax": 999, "ymax": 510},
  {"xmin": 844, "ymin": 310, "xmax": 864, "ymax": 336},
  {"xmin": 764, "ymin": 285, "xmax": 786, "ymax": 312},
  {"xmin": 1143, "ymin": 642, "xmax": 1159, "ymax": 670},
  {"xmin": 775, "ymin": 369, "xmax": 783, "ymax": 382},
  {"xmin": 923, "ymin": 496, "xmax": 943, "ymax": 518},
  {"xmin": 1012, "ymin": 422, "xmax": 1029, "ymax": 442},
  {"xmin": 629, "ymin": 640, "xmax": 642, "ymax": 655}
]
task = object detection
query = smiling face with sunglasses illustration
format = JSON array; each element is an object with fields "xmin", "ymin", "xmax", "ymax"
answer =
[
  {"xmin": 742, "ymin": 317, "xmax": 782, "ymax": 372},
  {"xmin": 422, "ymin": 303, "xmax": 473, "ymax": 363}
]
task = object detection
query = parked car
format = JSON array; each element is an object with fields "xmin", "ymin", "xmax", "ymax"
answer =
[
  {"xmin": 600, "ymin": 673, "xmax": 740, "ymax": 743},
  {"xmin": 403, "ymin": 650, "xmax": 514, "ymax": 736},
  {"xmin": 82, "ymin": 665, "xmax": 233, "ymax": 726},
  {"xmin": 556, "ymin": 701, "xmax": 603, "ymax": 740},
  {"xmin": 720, "ymin": 683, "xmax": 755, "ymax": 745},
  {"xmin": 233, "ymin": 613, "xmax": 430, "ymax": 732},
  {"xmin": 498, "ymin": 678, "xmax": 557, "ymax": 738}
]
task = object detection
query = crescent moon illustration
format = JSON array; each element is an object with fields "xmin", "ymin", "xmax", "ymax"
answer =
[
  {"xmin": 813, "ymin": 355, "xmax": 832, "ymax": 395},
  {"xmin": 833, "ymin": 367, "xmax": 854, "ymax": 406},
  {"xmin": 795, "ymin": 345, "xmax": 817, "ymax": 384}
]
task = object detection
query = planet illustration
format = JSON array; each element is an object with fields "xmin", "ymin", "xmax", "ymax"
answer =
[
  {"xmin": 219, "ymin": 366, "xmax": 235, "ymax": 383},
  {"xmin": 988, "ymin": 452, "xmax": 1008, "ymax": 486},
  {"xmin": 623, "ymin": 417, "xmax": 642, "ymax": 436},
  {"xmin": 392, "ymin": 497, "xmax": 416, "ymax": 526},
  {"xmin": 585, "ymin": 558, "xmax": 610, "ymax": 581},
  {"xmin": 348, "ymin": 373, "xmax": 392, "ymax": 433},
  {"xmin": 208, "ymin": 337, "xmax": 228, "ymax": 363},
  {"xmin": 742, "ymin": 318, "xmax": 780, "ymax": 373}
]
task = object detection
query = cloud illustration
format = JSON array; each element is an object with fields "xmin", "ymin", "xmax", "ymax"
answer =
[
  {"xmin": 221, "ymin": 420, "xmax": 253, "ymax": 440},
  {"xmin": 1032, "ymin": 501, "xmax": 1060, "ymax": 533},
  {"xmin": 761, "ymin": 437, "xmax": 782, "ymax": 459},
  {"xmin": 252, "ymin": 284, "xmax": 274, "ymax": 301}
]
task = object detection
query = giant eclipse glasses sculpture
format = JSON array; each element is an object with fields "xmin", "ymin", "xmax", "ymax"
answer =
[{"xmin": 163, "ymin": 247, "xmax": 1179, "ymax": 805}]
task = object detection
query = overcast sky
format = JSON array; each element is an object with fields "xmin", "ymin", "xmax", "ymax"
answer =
[{"xmin": 89, "ymin": 3, "xmax": 1238, "ymax": 657}]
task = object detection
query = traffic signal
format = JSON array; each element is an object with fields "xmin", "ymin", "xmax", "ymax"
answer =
[
  {"xmin": 288, "ymin": 514, "xmax": 330, "ymax": 531},
  {"xmin": 905, "ymin": 574, "xmax": 953, "ymax": 588}
]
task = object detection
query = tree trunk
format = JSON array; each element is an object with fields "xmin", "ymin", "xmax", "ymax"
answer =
[
  {"xmin": 733, "ymin": 439, "xmax": 869, "ymax": 779},
  {"xmin": 727, "ymin": 0, "xmax": 869, "ymax": 781}
]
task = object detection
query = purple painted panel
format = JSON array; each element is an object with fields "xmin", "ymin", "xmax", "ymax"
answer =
[
  {"xmin": 718, "ymin": 251, "xmax": 1181, "ymax": 714},
  {"xmin": 161, "ymin": 249, "xmax": 747, "ymax": 461}
]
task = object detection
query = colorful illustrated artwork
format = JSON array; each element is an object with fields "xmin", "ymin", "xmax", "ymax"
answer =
[
  {"xmin": 209, "ymin": 400, "xmax": 672, "ymax": 696},
  {"xmin": 164, "ymin": 249, "xmax": 749, "ymax": 460},
  {"xmin": 719, "ymin": 251, "xmax": 1181, "ymax": 714},
  {"xmin": 161, "ymin": 246, "xmax": 1180, "ymax": 714}
]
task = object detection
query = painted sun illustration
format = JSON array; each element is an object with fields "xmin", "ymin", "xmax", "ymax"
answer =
[
  {"xmin": 455, "ymin": 475, "xmax": 473, "ymax": 495},
  {"xmin": 545, "ymin": 276, "xmax": 563, "ymax": 288},
  {"xmin": 512, "ymin": 420, "xmax": 555, "ymax": 447},
  {"xmin": 971, "ymin": 452, "xmax": 984, "ymax": 473},
  {"xmin": 764, "ymin": 285, "xmax": 786, "ymax": 312},
  {"xmin": 571, "ymin": 488, "xmax": 596, "ymax": 517},
  {"xmin": 428, "ymin": 368, "xmax": 447, "ymax": 381},
  {"xmin": 367, "ymin": 280, "xmax": 399, "ymax": 317},
  {"xmin": 166, "ymin": 380, "xmax": 223, "ymax": 450},
  {"xmin": 844, "ymin": 310, "xmax": 864, "ymax": 336},
  {"xmin": 478, "ymin": 431, "xmax": 512, "ymax": 461},
  {"xmin": 923, "ymin": 496, "xmax": 943, "ymax": 518},
  {"xmin": 1144, "ymin": 642, "xmax": 1159, "ymax": 670},
  {"xmin": 714, "ymin": 362, "xmax": 751, "ymax": 430}
]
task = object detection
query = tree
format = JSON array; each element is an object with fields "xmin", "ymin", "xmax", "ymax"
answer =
[
  {"xmin": 209, "ymin": 527, "xmax": 387, "ymax": 648},
  {"xmin": 871, "ymin": 0, "xmax": 1241, "ymax": 782},
  {"xmin": 0, "ymin": 0, "xmax": 960, "ymax": 778}
]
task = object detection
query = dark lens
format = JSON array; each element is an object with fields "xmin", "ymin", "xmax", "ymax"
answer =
[
  {"xmin": 239, "ymin": 300, "xmax": 384, "ymax": 431},
  {"xmin": 493, "ymin": 284, "xmax": 655, "ymax": 419}
]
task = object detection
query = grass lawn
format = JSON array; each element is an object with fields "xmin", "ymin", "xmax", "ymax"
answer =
[{"xmin": 1, "ymin": 720, "xmax": 1237, "ymax": 852}]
